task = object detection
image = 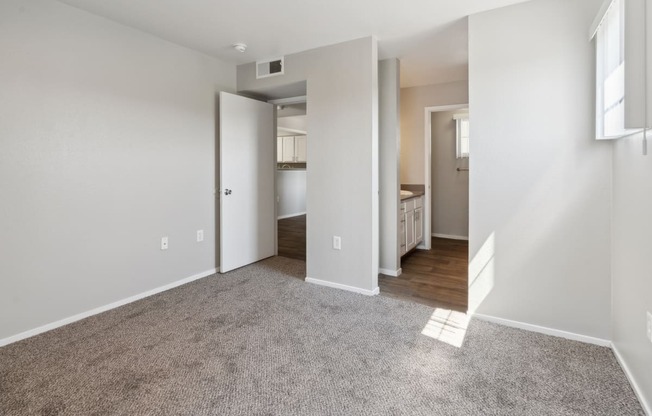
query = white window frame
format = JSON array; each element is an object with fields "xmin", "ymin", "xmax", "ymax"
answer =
[
  {"xmin": 454, "ymin": 114, "xmax": 469, "ymax": 159},
  {"xmin": 593, "ymin": 0, "xmax": 629, "ymax": 139}
]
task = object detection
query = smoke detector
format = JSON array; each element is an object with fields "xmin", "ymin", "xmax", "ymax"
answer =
[{"xmin": 233, "ymin": 43, "xmax": 247, "ymax": 53}]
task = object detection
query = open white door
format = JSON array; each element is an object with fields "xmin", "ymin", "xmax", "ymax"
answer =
[{"xmin": 219, "ymin": 92, "xmax": 275, "ymax": 273}]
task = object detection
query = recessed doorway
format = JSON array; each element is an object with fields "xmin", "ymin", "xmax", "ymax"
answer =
[{"xmin": 273, "ymin": 97, "xmax": 307, "ymax": 265}]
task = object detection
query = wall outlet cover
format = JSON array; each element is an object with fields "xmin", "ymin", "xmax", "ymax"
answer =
[
  {"xmin": 161, "ymin": 236, "xmax": 169, "ymax": 250},
  {"xmin": 197, "ymin": 230, "xmax": 204, "ymax": 242},
  {"xmin": 333, "ymin": 236, "xmax": 341, "ymax": 250}
]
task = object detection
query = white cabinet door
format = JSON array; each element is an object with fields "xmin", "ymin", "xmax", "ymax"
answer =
[
  {"xmin": 414, "ymin": 206, "xmax": 423, "ymax": 244},
  {"xmin": 405, "ymin": 210, "xmax": 415, "ymax": 251},
  {"xmin": 400, "ymin": 215, "xmax": 407, "ymax": 256},
  {"xmin": 277, "ymin": 137, "xmax": 283, "ymax": 162},
  {"xmin": 294, "ymin": 135, "xmax": 307, "ymax": 162},
  {"xmin": 282, "ymin": 136, "xmax": 295, "ymax": 162}
]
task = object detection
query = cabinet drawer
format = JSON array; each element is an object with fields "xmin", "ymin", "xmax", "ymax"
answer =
[{"xmin": 414, "ymin": 196, "xmax": 423, "ymax": 209}]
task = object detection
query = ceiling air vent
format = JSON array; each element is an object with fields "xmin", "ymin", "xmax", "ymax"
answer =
[{"xmin": 256, "ymin": 57, "xmax": 284, "ymax": 79}]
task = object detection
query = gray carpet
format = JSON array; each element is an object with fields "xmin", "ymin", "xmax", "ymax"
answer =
[{"xmin": 0, "ymin": 257, "xmax": 643, "ymax": 415}]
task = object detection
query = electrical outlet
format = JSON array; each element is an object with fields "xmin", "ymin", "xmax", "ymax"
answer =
[
  {"xmin": 197, "ymin": 230, "xmax": 204, "ymax": 242},
  {"xmin": 161, "ymin": 236, "xmax": 168, "ymax": 250},
  {"xmin": 333, "ymin": 236, "xmax": 341, "ymax": 250},
  {"xmin": 647, "ymin": 311, "xmax": 652, "ymax": 344}
]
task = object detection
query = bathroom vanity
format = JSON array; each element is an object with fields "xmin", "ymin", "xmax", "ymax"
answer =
[{"xmin": 400, "ymin": 191, "xmax": 424, "ymax": 256}]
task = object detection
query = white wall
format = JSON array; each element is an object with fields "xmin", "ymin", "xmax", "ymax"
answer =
[
  {"xmin": 612, "ymin": 135, "xmax": 652, "ymax": 411},
  {"xmin": 278, "ymin": 115, "xmax": 307, "ymax": 133},
  {"xmin": 431, "ymin": 110, "xmax": 469, "ymax": 239},
  {"xmin": 277, "ymin": 170, "xmax": 307, "ymax": 218},
  {"xmin": 378, "ymin": 59, "xmax": 401, "ymax": 275},
  {"xmin": 400, "ymin": 81, "xmax": 468, "ymax": 184},
  {"xmin": 0, "ymin": 0, "xmax": 235, "ymax": 341},
  {"xmin": 238, "ymin": 38, "xmax": 379, "ymax": 293},
  {"xmin": 468, "ymin": 0, "xmax": 612, "ymax": 339}
]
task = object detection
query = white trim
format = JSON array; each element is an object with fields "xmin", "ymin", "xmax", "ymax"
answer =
[
  {"xmin": 424, "ymin": 104, "xmax": 469, "ymax": 253},
  {"xmin": 472, "ymin": 313, "xmax": 611, "ymax": 347},
  {"xmin": 0, "ymin": 268, "xmax": 217, "ymax": 347},
  {"xmin": 277, "ymin": 211, "xmax": 306, "ymax": 220},
  {"xmin": 305, "ymin": 277, "xmax": 380, "ymax": 296},
  {"xmin": 268, "ymin": 95, "xmax": 307, "ymax": 106},
  {"xmin": 432, "ymin": 233, "xmax": 469, "ymax": 241},
  {"xmin": 612, "ymin": 343, "xmax": 652, "ymax": 415},
  {"xmin": 379, "ymin": 267, "xmax": 402, "ymax": 277}
]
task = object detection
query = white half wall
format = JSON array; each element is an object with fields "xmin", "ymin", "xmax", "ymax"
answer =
[
  {"xmin": 400, "ymin": 81, "xmax": 469, "ymax": 184},
  {"xmin": 468, "ymin": 0, "xmax": 612, "ymax": 339},
  {"xmin": 277, "ymin": 170, "xmax": 307, "ymax": 218},
  {"xmin": 612, "ymin": 133, "xmax": 652, "ymax": 412},
  {"xmin": 237, "ymin": 37, "xmax": 379, "ymax": 293},
  {"xmin": 0, "ymin": 0, "xmax": 235, "ymax": 340}
]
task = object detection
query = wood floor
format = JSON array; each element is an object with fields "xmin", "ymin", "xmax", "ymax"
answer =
[
  {"xmin": 277, "ymin": 216, "xmax": 467, "ymax": 311},
  {"xmin": 379, "ymin": 238, "xmax": 468, "ymax": 311},
  {"xmin": 277, "ymin": 214, "xmax": 306, "ymax": 262}
]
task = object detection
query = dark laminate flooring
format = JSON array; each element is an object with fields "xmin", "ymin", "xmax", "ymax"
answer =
[
  {"xmin": 278, "ymin": 216, "xmax": 468, "ymax": 311},
  {"xmin": 277, "ymin": 214, "xmax": 306, "ymax": 262},
  {"xmin": 379, "ymin": 238, "xmax": 468, "ymax": 312}
]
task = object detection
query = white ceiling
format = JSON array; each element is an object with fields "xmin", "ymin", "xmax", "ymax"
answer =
[{"xmin": 57, "ymin": 0, "xmax": 529, "ymax": 88}]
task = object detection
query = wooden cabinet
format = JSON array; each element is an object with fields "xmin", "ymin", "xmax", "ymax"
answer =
[
  {"xmin": 277, "ymin": 135, "xmax": 307, "ymax": 163},
  {"xmin": 400, "ymin": 195, "xmax": 424, "ymax": 256}
]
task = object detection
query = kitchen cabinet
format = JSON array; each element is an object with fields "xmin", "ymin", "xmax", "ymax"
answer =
[
  {"xmin": 277, "ymin": 135, "xmax": 307, "ymax": 163},
  {"xmin": 400, "ymin": 195, "xmax": 424, "ymax": 256},
  {"xmin": 282, "ymin": 136, "xmax": 295, "ymax": 162},
  {"xmin": 294, "ymin": 135, "xmax": 307, "ymax": 162}
]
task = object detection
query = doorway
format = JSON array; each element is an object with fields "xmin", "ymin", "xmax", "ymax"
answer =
[
  {"xmin": 272, "ymin": 96, "xmax": 307, "ymax": 264},
  {"xmin": 379, "ymin": 104, "xmax": 470, "ymax": 311}
]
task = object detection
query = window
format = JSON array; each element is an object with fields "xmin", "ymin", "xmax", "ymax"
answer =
[
  {"xmin": 454, "ymin": 114, "xmax": 469, "ymax": 159},
  {"xmin": 593, "ymin": 0, "xmax": 635, "ymax": 139}
]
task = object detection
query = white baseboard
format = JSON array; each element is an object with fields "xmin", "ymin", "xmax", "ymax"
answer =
[
  {"xmin": 277, "ymin": 211, "xmax": 306, "ymax": 220},
  {"xmin": 305, "ymin": 277, "xmax": 379, "ymax": 296},
  {"xmin": 379, "ymin": 267, "xmax": 402, "ymax": 277},
  {"xmin": 472, "ymin": 313, "xmax": 611, "ymax": 347},
  {"xmin": 0, "ymin": 268, "xmax": 217, "ymax": 348},
  {"xmin": 612, "ymin": 343, "xmax": 652, "ymax": 415},
  {"xmin": 432, "ymin": 233, "xmax": 469, "ymax": 241}
]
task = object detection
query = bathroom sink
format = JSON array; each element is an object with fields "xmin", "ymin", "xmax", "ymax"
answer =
[{"xmin": 400, "ymin": 190, "xmax": 414, "ymax": 197}]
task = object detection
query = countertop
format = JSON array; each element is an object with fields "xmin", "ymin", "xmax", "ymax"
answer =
[{"xmin": 400, "ymin": 191, "xmax": 425, "ymax": 201}]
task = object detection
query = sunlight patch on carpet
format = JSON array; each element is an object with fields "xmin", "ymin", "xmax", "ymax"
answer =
[{"xmin": 421, "ymin": 308, "xmax": 470, "ymax": 348}]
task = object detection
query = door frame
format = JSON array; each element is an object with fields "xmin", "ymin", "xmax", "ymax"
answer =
[{"xmin": 422, "ymin": 104, "xmax": 469, "ymax": 250}]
